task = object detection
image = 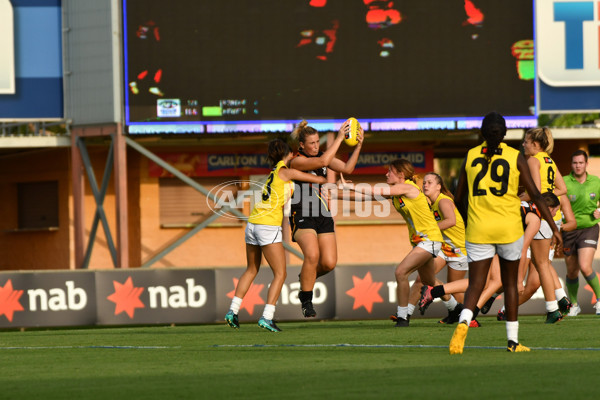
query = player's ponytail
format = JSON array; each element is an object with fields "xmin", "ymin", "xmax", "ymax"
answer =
[
  {"xmin": 291, "ymin": 120, "xmax": 318, "ymax": 147},
  {"xmin": 525, "ymin": 127, "xmax": 554, "ymax": 154}
]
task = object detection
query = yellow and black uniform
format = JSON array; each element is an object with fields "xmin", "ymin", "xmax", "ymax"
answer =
[
  {"xmin": 289, "ymin": 150, "xmax": 335, "ymax": 239},
  {"xmin": 531, "ymin": 151, "xmax": 562, "ymax": 223},
  {"xmin": 532, "ymin": 151, "xmax": 557, "ymax": 194},
  {"xmin": 249, "ymin": 160, "xmax": 294, "ymax": 226},
  {"xmin": 431, "ymin": 193, "xmax": 467, "ymax": 258},
  {"xmin": 392, "ymin": 180, "xmax": 443, "ymax": 246},
  {"xmin": 465, "ymin": 142, "xmax": 523, "ymax": 244}
]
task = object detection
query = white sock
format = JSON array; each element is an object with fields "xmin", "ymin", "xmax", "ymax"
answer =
[
  {"xmin": 500, "ymin": 305, "xmax": 505, "ymax": 313},
  {"xmin": 230, "ymin": 296, "xmax": 243, "ymax": 314},
  {"xmin": 506, "ymin": 320, "xmax": 519, "ymax": 343},
  {"xmin": 443, "ymin": 295, "xmax": 458, "ymax": 311},
  {"xmin": 555, "ymin": 288, "xmax": 567, "ymax": 300},
  {"xmin": 407, "ymin": 303, "xmax": 415, "ymax": 316},
  {"xmin": 398, "ymin": 306, "xmax": 408, "ymax": 319},
  {"xmin": 458, "ymin": 308, "xmax": 473, "ymax": 325},
  {"xmin": 262, "ymin": 304, "xmax": 276, "ymax": 320},
  {"xmin": 545, "ymin": 300, "xmax": 559, "ymax": 312}
]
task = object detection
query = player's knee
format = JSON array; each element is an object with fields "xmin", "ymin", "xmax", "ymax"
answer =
[
  {"xmin": 273, "ymin": 270, "xmax": 287, "ymax": 283},
  {"xmin": 320, "ymin": 260, "xmax": 336, "ymax": 272}
]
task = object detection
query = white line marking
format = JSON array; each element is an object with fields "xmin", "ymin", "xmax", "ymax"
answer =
[
  {"xmin": 0, "ymin": 345, "xmax": 180, "ymax": 350},
  {"xmin": 211, "ymin": 343, "xmax": 600, "ymax": 351}
]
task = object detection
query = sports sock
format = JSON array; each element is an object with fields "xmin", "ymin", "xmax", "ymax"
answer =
[
  {"xmin": 472, "ymin": 306, "xmax": 480, "ymax": 319},
  {"xmin": 407, "ymin": 303, "xmax": 415, "ymax": 316},
  {"xmin": 545, "ymin": 300, "xmax": 559, "ymax": 312},
  {"xmin": 443, "ymin": 295, "xmax": 458, "ymax": 311},
  {"xmin": 262, "ymin": 304, "xmax": 275, "ymax": 320},
  {"xmin": 398, "ymin": 306, "xmax": 408, "ymax": 320},
  {"xmin": 555, "ymin": 287, "xmax": 567, "ymax": 300},
  {"xmin": 584, "ymin": 272, "xmax": 600, "ymax": 298},
  {"xmin": 500, "ymin": 305, "xmax": 505, "ymax": 313},
  {"xmin": 566, "ymin": 276, "xmax": 579, "ymax": 305},
  {"xmin": 458, "ymin": 308, "xmax": 473, "ymax": 326},
  {"xmin": 230, "ymin": 296, "xmax": 243, "ymax": 314},
  {"xmin": 431, "ymin": 285, "xmax": 446, "ymax": 298},
  {"xmin": 299, "ymin": 290, "xmax": 313, "ymax": 304},
  {"xmin": 506, "ymin": 320, "xmax": 519, "ymax": 343}
]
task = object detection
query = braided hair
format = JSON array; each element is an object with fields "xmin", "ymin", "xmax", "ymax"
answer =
[{"xmin": 480, "ymin": 112, "xmax": 507, "ymax": 163}]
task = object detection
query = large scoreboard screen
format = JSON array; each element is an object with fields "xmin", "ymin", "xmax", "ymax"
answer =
[{"xmin": 123, "ymin": 0, "xmax": 536, "ymax": 134}]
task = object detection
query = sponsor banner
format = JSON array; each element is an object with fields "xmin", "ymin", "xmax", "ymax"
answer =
[
  {"xmin": 216, "ymin": 266, "xmax": 336, "ymax": 321},
  {"xmin": 0, "ymin": 271, "xmax": 96, "ymax": 328},
  {"xmin": 535, "ymin": 0, "xmax": 600, "ymax": 112},
  {"xmin": 0, "ymin": 261, "xmax": 598, "ymax": 328},
  {"xmin": 149, "ymin": 150, "xmax": 433, "ymax": 178},
  {"xmin": 334, "ymin": 261, "xmax": 600, "ymax": 321},
  {"xmin": 335, "ymin": 265, "xmax": 452, "ymax": 320},
  {"xmin": 352, "ymin": 150, "xmax": 433, "ymax": 175},
  {"xmin": 95, "ymin": 269, "xmax": 216, "ymax": 325},
  {"xmin": 148, "ymin": 152, "xmax": 272, "ymax": 178}
]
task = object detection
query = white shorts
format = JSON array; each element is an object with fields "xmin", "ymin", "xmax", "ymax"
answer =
[
  {"xmin": 415, "ymin": 241, "xmax": 442, "ymax": 257},
  {"xmin": 440, "ymin": 246, "xmax": 468, "ymax": 271},
  {"xmin": 526, "ymin": 247, "xmax": 556, "ymax": 261},
  {"xmin": 534, "ymin": 219, "xmax": 553, "ymax": 240},
  {"xmin": 444, "ymin": 256, "xmax": 469, "ymax": 271},
  {"xmin": 466, "ymin": 236, "xmax": 524, "ymax": 262},
  {"xmin": 245, "ymin": 222, "xmax": 282, "ymax": 246}
]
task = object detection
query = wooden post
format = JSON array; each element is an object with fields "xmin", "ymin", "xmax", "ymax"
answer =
[
  {"xmin": 70, "ymin": 132, "xmax": 85, "ymax": 269},
  {"xmin": 113, "ymin": 124, "xmax": 129, "ymax": 268}
]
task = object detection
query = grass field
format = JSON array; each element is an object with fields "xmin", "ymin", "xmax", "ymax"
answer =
[{"xmin": 1, "ymin": 315, "xmax": 599, "ymax": 399}]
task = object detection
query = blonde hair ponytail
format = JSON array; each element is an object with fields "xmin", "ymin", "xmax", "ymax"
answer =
[
  {"xmin": 525, "ymin": 127, "xmax": 554, "ymax": 154},
  {"xmin": 291, "ymin": 120, "xmax": 318, "ymax": 144}
]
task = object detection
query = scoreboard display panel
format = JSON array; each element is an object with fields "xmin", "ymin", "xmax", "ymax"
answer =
[{"xmin": 123, "ymin": 0, "xmax": 535, "ymax": 134}]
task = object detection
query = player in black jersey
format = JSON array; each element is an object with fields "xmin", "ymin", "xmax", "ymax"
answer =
[{"xmin": 289, "ymin": 120, "xmax": 364, "ymax": 317}]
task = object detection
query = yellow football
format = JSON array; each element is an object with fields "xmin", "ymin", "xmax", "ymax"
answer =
[{"xmin": 344, "ymin": 117, "xmax": 361, "ymax": 147}]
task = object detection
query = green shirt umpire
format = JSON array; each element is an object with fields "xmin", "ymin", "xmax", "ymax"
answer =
[{"xmin": 563, "ymin": 149, "xmax": 600, "ymax": 316}]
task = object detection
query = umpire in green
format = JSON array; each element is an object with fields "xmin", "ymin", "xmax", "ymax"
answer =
[{"xmin": 563, "ymin": 149, "xmax": 600, "ymax": 316}]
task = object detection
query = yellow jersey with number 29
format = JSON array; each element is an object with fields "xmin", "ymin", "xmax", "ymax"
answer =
[
  {"xmin": 249, "ymin": 160, "xmax": 294, "ymax": 226},
  {"xmin": 465, "ymin": 142, "xmax": 523, "ymax": 244}
]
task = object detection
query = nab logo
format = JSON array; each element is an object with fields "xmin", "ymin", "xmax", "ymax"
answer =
[{"xmin": 536, "ymin": 0, "xmax": 600, "ymax": 86}]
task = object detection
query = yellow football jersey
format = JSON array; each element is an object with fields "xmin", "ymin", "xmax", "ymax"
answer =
[
  {"xmin": 465, "ymin": 142, "xmax": 523, "ymax": 244},
  {"xmin": 532, "ymin": 151, "xmax": 562, "ymax": 222},
  {"xmin": 248, "ymin": 160, "xmax": 294, "ymax": 226},
  {"xmin": 533, "ymin": 151, "xmax": 556, "ymax": 194},
  {"xmin": 431, "ymin": 193, "xmax": 467, "ymax": 258},
  {"xmin": 392, "ymin": 180, "xmax": 443, "ymax": 246}
]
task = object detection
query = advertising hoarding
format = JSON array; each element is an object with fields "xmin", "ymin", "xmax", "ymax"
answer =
[
  {"xmin": 536, "ymin": 0, "xmax": 600, "ymax": 112},
  {"xmin": 0, "ymin": 0, "xmax": 63, "ymax": 120},
  {"xmin": 1, "ymin": 262, "xmax": 596, "ymax": 328}
]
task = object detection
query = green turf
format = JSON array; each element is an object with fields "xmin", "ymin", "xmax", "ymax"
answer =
[{"xmin": 1, "ymin": 315, "xmax": 599, "ymax": 399}]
